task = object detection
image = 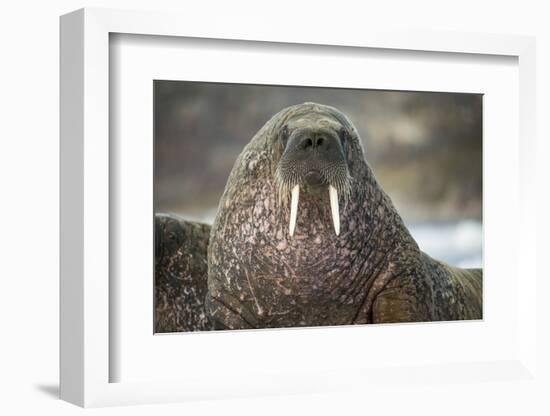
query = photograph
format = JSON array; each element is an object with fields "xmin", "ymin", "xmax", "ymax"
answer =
[{"xmin": 154, "ymin": 81, "xmax": 483, "ymax": 333}]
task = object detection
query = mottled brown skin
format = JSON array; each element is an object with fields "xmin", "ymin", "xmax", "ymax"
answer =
[
  {"xmin": 205, "ymin": 102, "xmax": 482, "ymax": 330},
  {"xmin": 154, "ymin": 214, "xmax": 213, "ymax": 332}
]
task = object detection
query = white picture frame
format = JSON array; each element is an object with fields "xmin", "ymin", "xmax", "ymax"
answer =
[{"xmin": 60, "ymin": 7, "xmax": 537, "ymax": 408}]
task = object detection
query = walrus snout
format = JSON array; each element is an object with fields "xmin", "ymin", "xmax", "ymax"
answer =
[
  {"xmin": 285, "ymin": 127, "xmax": 344, "ymax": 164},
  {"xmin": 277, "ymin": 132, "xmax": 347, "ymax": 238},
  {"xmin": 274, "ymin": 110, "xmax": 353, "ymax": 238}
]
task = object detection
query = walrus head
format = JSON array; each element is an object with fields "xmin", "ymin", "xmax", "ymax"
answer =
[
  {"xmin": 273, "ymin": 107, "xmax": 354, "ymax": 237},
  {"xmin": 207, "ymin": 102, "xmax": 411, "ymax": 329}
]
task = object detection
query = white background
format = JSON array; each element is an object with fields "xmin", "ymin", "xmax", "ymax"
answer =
[{"xmin": 1, "ymin": 0, "xmax": 548, "ymax": 415}]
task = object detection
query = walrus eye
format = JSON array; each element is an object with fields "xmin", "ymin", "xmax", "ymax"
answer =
[
  {"xmin": 278, "ymin": 125, "xmax": 289, "ymax": 148},
  {"xmin": 338, "ymin": 127, "xmax": 352, "ymax": 160},
  {"xmin": 338, "ymin": 127, "xmax": 349, "ymax": 143}
]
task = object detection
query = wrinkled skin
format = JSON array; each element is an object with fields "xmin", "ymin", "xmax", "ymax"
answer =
[
  {"xmin": 155, "ymin": 214, "xmax": 212, "ymax": 332},
  {"xmin": 205, "ymin": 102, "xmax": 482, "ymax": 329}
]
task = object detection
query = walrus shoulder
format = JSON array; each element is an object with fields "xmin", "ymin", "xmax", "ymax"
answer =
[
  {"xmin": 155, "ymin": 213, "xmax": 213, "ymax": 332},
  {"xmin": 372, "ymin": 253, "xmax": 482, "ymax": 324}
]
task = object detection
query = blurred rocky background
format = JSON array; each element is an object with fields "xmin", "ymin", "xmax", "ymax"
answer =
[{"xmin": 155, "ymin": 81, "xmax": 482, "ymax": 267}]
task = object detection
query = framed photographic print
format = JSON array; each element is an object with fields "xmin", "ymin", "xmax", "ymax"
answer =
[{"xmin": 60, "ymin": 7, "xmax": 538, "ymax": 408}]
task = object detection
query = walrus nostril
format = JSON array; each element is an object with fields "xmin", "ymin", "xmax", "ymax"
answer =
[
  {"xmin": 300, "ymin": 136, "xmax": 327, "ymax": 150},
  {"xmin": 303, "ymin": 137, "xmax": 313, "ymax": 149}
]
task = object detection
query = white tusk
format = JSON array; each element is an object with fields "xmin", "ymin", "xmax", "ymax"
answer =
[
  {"xmin": 329, "ymin": 185, "xmax": 340, "ymax": 236},
  {"xmin": 289, "ymin": 185, "xmax": 300, "ymax": 237}
]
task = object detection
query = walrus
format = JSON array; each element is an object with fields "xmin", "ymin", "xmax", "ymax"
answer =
[
  {"xmin": 154, "ymin": 214, "xmax": 212, "ymax": 332},
  {"xmin": 155, "ymin": 102, "xmax": 482, "ymax": 332},
  {"xmin": 155, "ymin": 103, "xmax": 482, "ymax": 332}
]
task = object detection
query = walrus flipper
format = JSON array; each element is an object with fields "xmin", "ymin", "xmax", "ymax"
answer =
[
  {"xmin": 372, "ymin": 253, "xmax": 483, "ymax": 324},
  {"xmin": 155, "ymin": 213, "xmax": 213, "ymax": 332}
]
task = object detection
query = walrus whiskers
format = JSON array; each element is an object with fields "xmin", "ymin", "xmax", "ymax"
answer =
[{"xmin": 276, "ymin": 156, "xmax": 350, "ymax": 237}]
